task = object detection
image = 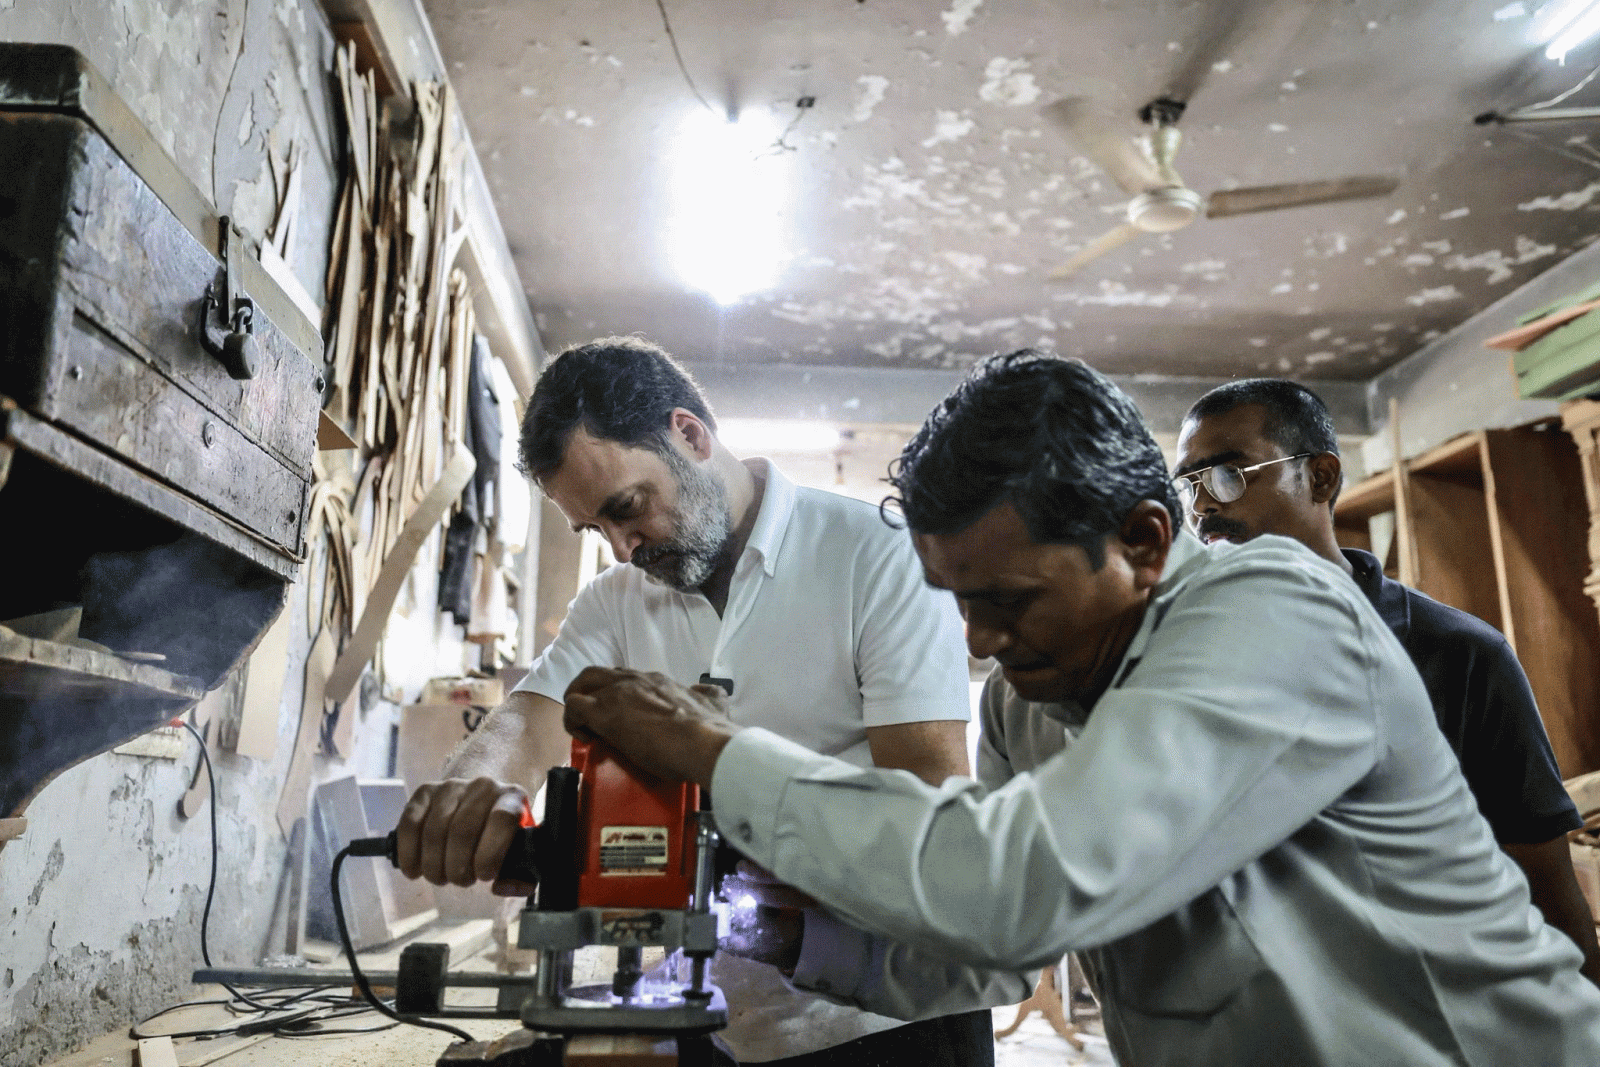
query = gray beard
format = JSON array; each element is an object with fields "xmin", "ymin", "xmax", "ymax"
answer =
[{"xmin": 632, "ymin": 448, "xmax": 733, "ymax": 593}]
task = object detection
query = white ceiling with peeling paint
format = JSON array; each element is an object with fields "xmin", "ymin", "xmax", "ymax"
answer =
[{"xmin": 423, "ymin": 0, "xmax": 1600, "ymax": 381}]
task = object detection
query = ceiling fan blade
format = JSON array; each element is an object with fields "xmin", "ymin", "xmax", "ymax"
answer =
[
  {"xmin": 1164, "ymin": 0, "xmax": 1317, "ymax": 105},
  {"xmin": 1205, "ymin": 176, "xmax": 1400, "ymax": 219},
  {"xmin": 1048, "ymin": 224, "xmax": 1145, "ymax": 279},
  {"xmin": 1042, "ymin": 98, "xmax": 1165, "ymax": 196}
]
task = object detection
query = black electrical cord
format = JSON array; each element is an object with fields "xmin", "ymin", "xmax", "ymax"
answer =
[
  {"xmin": 127, "ymin": 724, "xmax": 403, "ymax": 1043},
  {"xmin": 174, "ymin": 717, "xmax": 287, "ymax": 1015},
  {"xmin": 330, "ymin": 844, "xmax": 476, "ymax": 1043}
]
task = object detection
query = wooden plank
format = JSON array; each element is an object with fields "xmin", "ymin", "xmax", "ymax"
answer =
[
  {"xmin": 135, "ymin": 1037, "xmax": 178, "ymax": 1067},
  {"xmin": 1486, "ymin": 298, "xmax": 1600, "ymax": 352},
  {"xmin": 565, "ymin": 1035, "xmax": 678, "ymax": 1067},
  {"xmin": 0, "ymin": 625, "xmax": 204, "ymax": 701},
  {"xmin": 1413, "ymin": 430, "xmax": 1485, "ymax": 477},
  {"xmin": 325, "ymin": 445, "xmax": 475, "ymax": 706},
  {"xmin": 1389, "ymin": 399, "xmax": 1419, "ymax": 588},
  {"xmin": 175, "ymin": 1032, "xmax": 273, "ymax": 1066},
  {"xmin": 1335, "ymin": 467, "xmax": 1395, "ymax": 522},
  {"xmin": 236, "ymin": 608, "xmax": 292, "ymax": 761},
  {"xmin": 1482, "ymin": 426, "xmax": 1600, "ymax": 777},
  {"xmin": 1561, "ymin": 398, "xmax": 1600, "ymax": 628},
  {"xmin": 333, "ymin": 21, "xmax": 400, "ymax": 101},
  {"xmin": 274, "ymin": 622, "xmax": 336, "ymax": 835},
  {"xmin": 1408, "ymin": 470, "xmax": 1502, "ymax": 630}
]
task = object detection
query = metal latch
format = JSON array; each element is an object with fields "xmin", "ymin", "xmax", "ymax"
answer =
[{"xmin": 196, "ymin": 216, "xmax": 258, "ymax": 380}]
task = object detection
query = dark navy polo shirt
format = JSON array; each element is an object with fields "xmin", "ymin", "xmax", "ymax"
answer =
[{"xmin": 1344, "ymin": 548, "xmax": 1581, "ymax": 845}]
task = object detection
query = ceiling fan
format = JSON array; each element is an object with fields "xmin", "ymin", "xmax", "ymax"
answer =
[{"xmin": 1044, "ymin": 95, "xmax": 1399, "ymax": 278}]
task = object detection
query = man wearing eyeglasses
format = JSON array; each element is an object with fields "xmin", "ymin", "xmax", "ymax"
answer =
[{"xmin": 1174, "ymin": 377, "xmax": 1600, "ymax": 985}]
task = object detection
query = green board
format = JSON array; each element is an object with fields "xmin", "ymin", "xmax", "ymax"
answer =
[{"xmin": 1512, "ymin": 281, "xmax": 1600, "ymax": 402}]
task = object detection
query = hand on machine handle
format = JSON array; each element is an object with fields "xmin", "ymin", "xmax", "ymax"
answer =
[
  {"xmin": 349, "ymin": 817, "xmax": 543, "ymax": 896},
  {"xmin": 390, "ymin": 777, "xmax": 540, "ymax": 896}
]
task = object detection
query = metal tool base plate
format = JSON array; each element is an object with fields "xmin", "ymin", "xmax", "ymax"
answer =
[
  {"xmin": 520, "ymin": 984, "xmax": 727, "ymax": 1036},
  {"xmin": 517, "ymin": 907, "xmax": 720, "ymax": 952}
]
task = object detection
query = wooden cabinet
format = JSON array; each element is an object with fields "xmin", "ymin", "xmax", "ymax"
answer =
[{"xmin": 1334, "ymin": 422, "xmax": 1600, "ymax": 777}]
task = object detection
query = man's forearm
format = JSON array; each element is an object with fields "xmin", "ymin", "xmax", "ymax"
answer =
[
  {"xmin": 1505, "ymin": 838, "xmax": 1600, "ymax": 986},
  {"xmin": 446, "ymin": 690, "xmax": 571, "ymax": 790}
]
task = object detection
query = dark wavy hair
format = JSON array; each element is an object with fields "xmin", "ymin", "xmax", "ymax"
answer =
[
  {"xmin": 888, "ymin": 350, "xmax": 1178, "ymax": 569},
  {"xmin": 518, "ymin": 336, "xmax": 717, "ymax": 479},
  {"xmin": 1183, "ymin": 378, "xmax": 1341, "ymax": 505}
]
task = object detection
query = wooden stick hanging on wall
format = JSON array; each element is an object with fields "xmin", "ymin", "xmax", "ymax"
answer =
[{"xmin": 1389, "ymin": 397, "xmax": 1419, "ymax": 588}]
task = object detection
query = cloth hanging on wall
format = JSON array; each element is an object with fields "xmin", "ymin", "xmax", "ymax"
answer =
[{"xmin": 439, "ymin": 336, "xmax": 502, "ymax": 624}]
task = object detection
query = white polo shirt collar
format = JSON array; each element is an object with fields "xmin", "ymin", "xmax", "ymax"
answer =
[{"xmin": 737, "ymin": 458, "xmax": 795, "ymax": 580}]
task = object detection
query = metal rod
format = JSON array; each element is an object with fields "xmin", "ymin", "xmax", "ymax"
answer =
[
  {"xmin": 1479, "ymin": 106, "xmax": 1600, "ymax": 124},
  {"xmin": 534, "ymin": 949, "xmax": 568, "ymax": 1004},
  {"xmin": 686, "ymin": 813, "xmax": 720, "ymax": 999},
  {"xmin": 692, "ymin": 814, "xmax": 719, "ymax": 912},
  {"xmin": 193, "ymin": 966, "xmax": 537, "ymax": 990},
  {"xmin": 688, "ymin": 955, "xmax": 709, "ymax": 998}
]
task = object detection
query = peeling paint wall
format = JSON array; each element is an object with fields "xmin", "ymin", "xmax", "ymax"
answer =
[
  {"xmin": 1359, "ymin": 227, "xmax": 1600, "ymax": 473},
  {"xmin": 0, "ymin": 3, "xmax": 474, "ymax": 1063}
]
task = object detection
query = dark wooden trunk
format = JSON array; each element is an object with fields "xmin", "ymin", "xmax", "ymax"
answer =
[{"xmin": 0, "ymin": 45, "xmax": 320, "ymax": 819}]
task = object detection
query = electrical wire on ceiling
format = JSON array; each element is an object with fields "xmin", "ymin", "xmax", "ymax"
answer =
[
  {"xmin": 654, "ymin": 0, "xmax": 817, "ymax": 161},
  {"xmin": 1502, "ymin": 124, "xmax": 1600, "ymax": 173},
  {"xmin": 654, "ymin": 0, "xmax": 716, "ymax": 114},
  {"xmin": 759, "ymin": 96, "xmax": 817, "ymax": 158},
  {"xmin": 1521, "ymin": 60, "xmax": 1600, "ymax": 110}
]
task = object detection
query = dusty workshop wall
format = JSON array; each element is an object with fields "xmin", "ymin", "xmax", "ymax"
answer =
[
  {"xmin": 1361, "ymin": 236, "xmax": 1600, "ymax": 470},
  {"xmin": 0, "ymin": 2, "xmax": 475, "ymax": 1063}
]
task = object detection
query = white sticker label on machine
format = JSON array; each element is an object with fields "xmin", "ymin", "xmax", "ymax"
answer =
[{"xmin": 599, "ymin": 825, "xmax": 669, "ymax": 874}]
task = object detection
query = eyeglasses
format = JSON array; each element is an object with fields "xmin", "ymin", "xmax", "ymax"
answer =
[{"xmin": 1171, "ymin": 453, "xmax": 1312, "ymax": 507}]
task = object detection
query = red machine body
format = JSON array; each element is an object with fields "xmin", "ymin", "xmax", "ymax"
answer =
[{"xmin": 571, "ymin": 738, "xmax": 701, "ymax": 909}]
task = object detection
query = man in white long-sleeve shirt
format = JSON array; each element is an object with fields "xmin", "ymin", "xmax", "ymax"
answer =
[{"xmin": 564, "ymin": 350, "xmax": 1600, "ymax": 1066}]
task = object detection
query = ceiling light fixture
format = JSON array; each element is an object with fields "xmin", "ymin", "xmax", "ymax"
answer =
[
  {"xmin": 1541, "ymin": 0, "xmax": 1600, "ymax": 60},
  {"xmin": 716, "ymin": 419, "xmax": 841, "ymax": 454},
  {"xmin": 669, "ymin": 107, "xmax": 790, "ymax": 306}
]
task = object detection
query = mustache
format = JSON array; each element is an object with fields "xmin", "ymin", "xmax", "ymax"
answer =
[
  {"xmin": 632, "ymin": 545, "xmax": 678, "ymax": 569},
  {"xmin": 1197, "ymin": 515, "xmax": 1250, "ymax": 542}
]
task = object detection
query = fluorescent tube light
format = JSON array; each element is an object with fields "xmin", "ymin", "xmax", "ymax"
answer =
[{"xmin": 1544, "ymin": 0, "xmax": 1600, "ymax": 59}]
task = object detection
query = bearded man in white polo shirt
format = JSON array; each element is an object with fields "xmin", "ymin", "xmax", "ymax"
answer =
[{"xmin": 394, "ymin": 336, "xmax": 995, "ymax": 1066}]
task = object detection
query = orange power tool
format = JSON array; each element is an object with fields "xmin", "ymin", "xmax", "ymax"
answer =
[{"xmin": 370, "ymin": 739, "xmax": 730, "ymax": 1067}]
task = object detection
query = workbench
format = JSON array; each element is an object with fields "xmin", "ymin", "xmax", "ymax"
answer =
[
  {"xmin": 39, "ymin": 921, "xmax": 695, "ymax": 1067},
  {"xmin": 41, "ymin": 920, "xmax": 520, "ymax": 1067},
  {"xmin": 46, "ymin": 997, "xmax": 515, "ymax": 1067}
]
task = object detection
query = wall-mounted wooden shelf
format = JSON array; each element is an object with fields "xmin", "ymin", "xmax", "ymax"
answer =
[{"xmin": 1334, "ymin": 421, "xmax": 1600, "ymax": 777}]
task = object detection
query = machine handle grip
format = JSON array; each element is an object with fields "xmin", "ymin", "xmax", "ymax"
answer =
[
  {"xmin": 348, "ymin": 833, "xmax": 394, "ymax": 859},
  {"xmin": 345, "ymin": 828, "xmax": 543, "ymax": 890},
  {"xmin": 495, "ymin": 825, "xmax": 543, "ymax": 887}
]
